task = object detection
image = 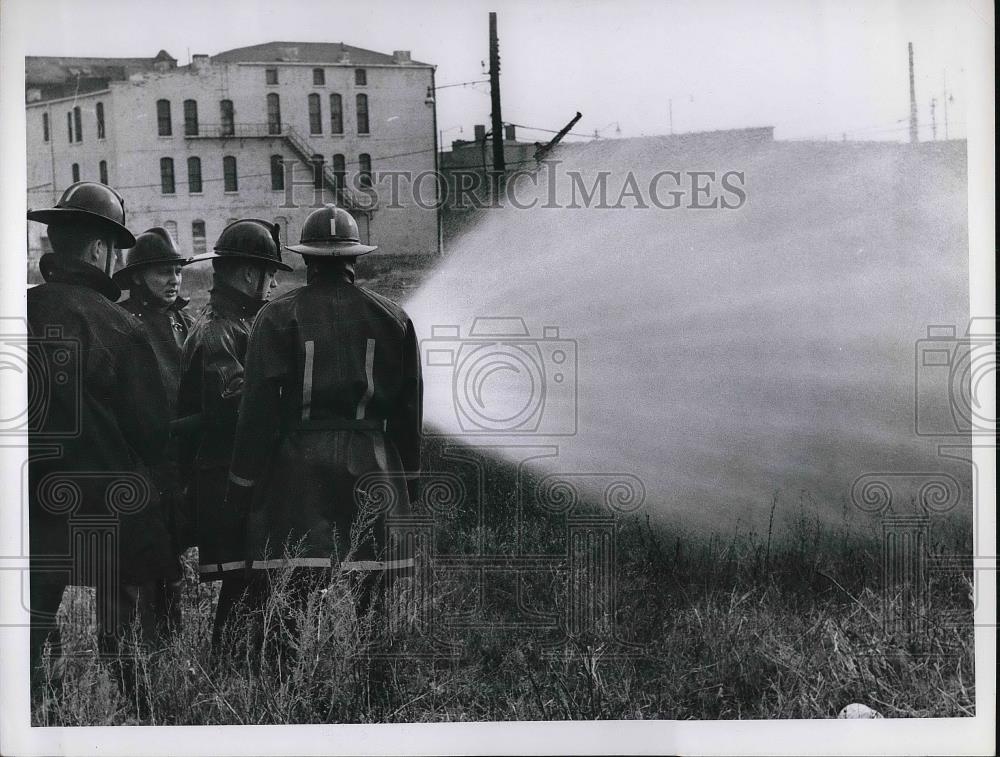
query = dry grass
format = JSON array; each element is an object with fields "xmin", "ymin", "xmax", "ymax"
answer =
[{"xmin": 32, "ymin": 475, "xmax": 975, "ymax": 724}]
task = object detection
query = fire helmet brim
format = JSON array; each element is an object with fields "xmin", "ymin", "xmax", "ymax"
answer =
[{"xmin": 27, "ymin": 207, "xmax": 137, "ymax": 248}]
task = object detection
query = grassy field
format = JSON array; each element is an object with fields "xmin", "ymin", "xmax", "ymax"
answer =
[{"xmin": 33, "ymin": 439, "xmax": 975, "ymax": 725}]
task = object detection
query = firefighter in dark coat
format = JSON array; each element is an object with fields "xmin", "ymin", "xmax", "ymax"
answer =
[
  {"xmin": 225, "ymin": 206, "xmax": 422, "ymax": 638},
  {"xmin": 26, "ymin": 182, "xmax": 177, "ymax": 688},
  {"xmin": 176, "ymin": 219, "xmax": 290, "ymax": 652},
  {"xmin": 112, "ymin": 227, "xmax": 196, "ymax": 637}
]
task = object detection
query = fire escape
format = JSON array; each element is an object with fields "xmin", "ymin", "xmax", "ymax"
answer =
[{"xmin": 186, "ymin": 122, "xmax": 378, "ymax": 215}]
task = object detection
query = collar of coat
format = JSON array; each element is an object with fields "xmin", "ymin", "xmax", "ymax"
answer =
[
  {"xmin": 306, "ymin": 260, "xmax": 357, "ymax": 286},
  {"xmin": 122, "ymin": 294, "xmax": 190, "ymax": 314},
  {"xmin": 38, "ymin": 253, "xmax": 121, "ymax": 301},
  {"xmin": 209, "ymin": 283, "xmax": 266, "ymax": 320}
]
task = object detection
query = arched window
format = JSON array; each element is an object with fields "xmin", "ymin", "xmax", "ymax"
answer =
[
  {"xmin": 183, "ymin": 99, "xmax": 199, "ymax": 136},
  {"xmin": 311, "ymin": 154, "xmax": 325, "ymax": 190},
  {"xmin": 156, "ymin": 99, "xmax": 172, "ymax": 136},
  {"xmin": 192, "ymin": 220, "xmax": 206, "ymax": 255},
  {"xmin": 355, "ymin": 93, "xmax": 369, "ymax": 134},
  {"xmin": 223, "ymin": 155, "xmax": 238, "ymax": 192},
  {"xmin": 329, "ymin": 94, "xmax": 343, "ymax": 134},
  {"xmin": 73, "ymin": 106, "xmax": 82, "ymax": 142},
  {"xmin": 71, "ymin": 163, "xmax": 80, "ymax": 183},
  {"xmin": 270, "ymin": 154, "xmax": 285, "ymax": 191},
  {"xmin": 96, "ymin": 102, "xmax": 105, "ymax": 139},
  {"xmin": 358, "ymin": 153, "xmax": 372, "ymax": 188},
  {"xmin": 267, "ymin": 93, "xmax": 282, "ymax": 135},
  {"xmin": 332, "ymin": 154, "xmax": 345, "ymax": 189},
  {"xmin": 99, "ymin": 160, "xmax": 108, "ymax": 185},
  {"xmin": 42, "ymin": 112, "xmax": 50, "ymax": 142},
  {"xmin": 160, "ymin": 157, "xmax": 175, "ymax": 194},
  {"xmin": 220, "ymin": 99, "xmax": 235, "ymax": 137},
  {"xmin": 66, "ymin": 112, "xmax": 72, "ymax": 142},
  {"xmin": 308, "ymin": 93, "xmax": 322, "ymax": 134},
  {"xmin": 187, "ymin": 156, "xmax": 202, "ymax": 193},
  {"xmin": 163, "ymin": 220, "xmax": 178, "ymax": 244}
]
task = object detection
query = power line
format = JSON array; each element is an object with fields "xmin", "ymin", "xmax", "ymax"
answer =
[{"xmin": 504, "ymin": 121, "xmax": 593, "ymax": 139}]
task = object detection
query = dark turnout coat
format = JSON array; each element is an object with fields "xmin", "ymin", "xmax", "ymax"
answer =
[
  {"xmin": 227, "ymin": 265, "xmax": 422, "ymax": 575},
  {"xmin": 27, "ymin": 254, "xmax": 177, "ymax": 585},
  {"xmin": 119, "ymin": 294, "xmax": 193, "ymax": 552},
  {"xmin": 176, "ymin": 285, "xmax": 264, "ymax": 579},
  {"xmin": 119, "ymin": 295, "xmax": 193, "ymax": 419}
]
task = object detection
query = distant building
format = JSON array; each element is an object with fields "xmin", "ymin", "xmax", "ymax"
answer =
[
  {"xmin": 439, "ymin": 124, "xmax": 538, "ymax": 208},
  {"xmin": 26, "ymin": 41, "xmax": 439, "ymax": 271}
]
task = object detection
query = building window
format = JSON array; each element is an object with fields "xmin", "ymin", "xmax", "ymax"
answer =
[
  {"xmin": 329, "ymin": 94, "xmax": 343, "ymax": 134},
  {"xmin": 270, "ymin": 154, "xmax": 284, "ymax": 191},
  {"xmin": 267, "ymin": 93, "xmax": 282, "ymax": 135},
  {"xmin": 160, "ymin": 157, "xmax": 175, "ymax": 194},
  {"xmin": 164, "ymin": 220, "xmax": 178, "ymax": 243},
  {"xmin": 223, "ymin": 155, "xmax": 238, "ymax": 192},
  {"xmin": 311, "ymin": 154, "xmax": 324, "ymax": 190},
  {"xmin": 96, "ymin": 102, "xmax": 105, "ymax": 139},
  {"xmin": 71, "ymin": 163, "xmax": 80, "ymax": 183},
  {"xmin": 359, "ymin": 153, "xmax": 372, "ymax": 188},
  {"xmin": 188, "ymin": 156, "xmax": 202, "ymax": 193},
  {"xmin": 313, "ymin": 68, "xmax": 325, "ymax": 85},
  {"xmin": 157, "ymin": 99, "xmax": 172, "ymax": 136},
  {"xmin": 73, "ymin": 106, "xmax": 82, "ymax": 142},
  {"xmin": 308, "ymin": 93, "xmax": 322, "ymax": 135},
  {"xmin": 332, "ymin": 154, "xmax": 345, "ymax": 189},
  {"xmin": 184, "ymin": 99, "xmax": 199, "ymax": 136},
  {"xmin": 356, "ymin": 94, "xmax": 369, "ymax": 135},
  {"xmin": 265, "ymin": 68, "xmax": 278, "ymax": 85},
  {"xmin": 99, "ymin": 160, "xmax": 108, "ymax": 184},
  {"xmin": 192, "ymin": 220, "xmax": 206, "ymax": 255},
  {"xmin": 42, "ymin": 112, "xmax": 49, "ymax": 142},
  {"xmin": 355, "ymin": 68, "xmax": 367, "ymax": 86},
  {"xmin": 220, "ymin": 99, "xmax": 234, "ymax": 136}
]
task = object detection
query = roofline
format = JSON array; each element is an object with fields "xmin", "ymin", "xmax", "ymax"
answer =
[
  {"xmin": 226, "ymin": 60, "xmax": 435, "ymax": 70},
  {"xmin": 26, "ymin": 88, "xmax": 112, "ymax": 108}
]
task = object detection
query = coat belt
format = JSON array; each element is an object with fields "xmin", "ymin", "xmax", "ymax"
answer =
[{"xmin": 287, "ymin": 417, "xmax": 386, "ymax": 432}]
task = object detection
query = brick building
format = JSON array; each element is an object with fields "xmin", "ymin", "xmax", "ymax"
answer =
[{"xmin": 26, "ymin": 41, "xmax": 440, "ymax": 272}]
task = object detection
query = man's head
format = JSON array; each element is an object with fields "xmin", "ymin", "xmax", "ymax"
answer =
[
  {"xmin": 27, "ymin": 182, "xmax": 136, "ymax": 274},
  {"xmin": 191, "ymin": 219, "xmax": 291, "ymax": 302},
  {"xmin": 112, "ymin": 227, "xmax": 192, "ymax": 307},
  {"xmin": 131, "ymin": 263, "xmax": 184, "ymax": 307},
  {"xmin": 46, "ymin": 220, "xmax": 118, "ymax": 268}
]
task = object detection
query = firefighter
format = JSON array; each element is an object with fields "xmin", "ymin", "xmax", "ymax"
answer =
[
  {"xmin": 112, "ymin": 227, "xmax": 196, "ymax": 638},
  {"xmin": 224, "ymin": 205, "xmax": 422, "ymax": 657},
  {"xmin": 176, "ymin": 219, "xmax": 290, "ymax": 654},
  {"xmin": 26, "ymin": 182, "xmax": 177, "ymax": 692}
]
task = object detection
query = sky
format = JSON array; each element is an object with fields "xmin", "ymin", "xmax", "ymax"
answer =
[{"xmin": 6, "ymin": 0, "xmax": 986, "ymax": 144}]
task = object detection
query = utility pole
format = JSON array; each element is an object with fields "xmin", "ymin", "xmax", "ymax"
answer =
[
  {"xmin": 942, "ymin": 70, "xmax": 950, "ymax": 140},
  {"xmin": 930, "ymin": 98, "xmax": 937, "ymax": 140},
  {"xmin": 488, "ymin": 12, "xmax": 506, "ymax": 198},
  {"xmin": 908, "ymin": 42, "xmax": 919, "ymax": 143}
]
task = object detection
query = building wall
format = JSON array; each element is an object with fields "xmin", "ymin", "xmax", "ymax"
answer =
[{"xmin": 26, "ymin": 56, "xmax": 438, "ymax": 271}]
